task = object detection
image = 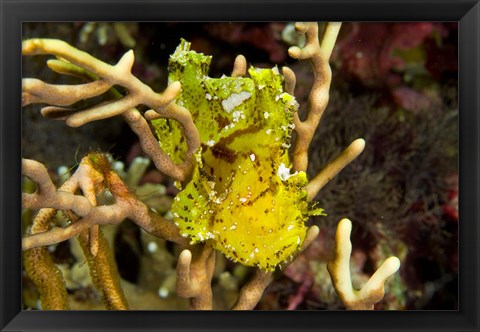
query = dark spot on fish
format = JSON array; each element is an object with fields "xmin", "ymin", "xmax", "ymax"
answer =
[{"xmin": 211, "ymin": 143, "xmax": 237, "ymax": 163}]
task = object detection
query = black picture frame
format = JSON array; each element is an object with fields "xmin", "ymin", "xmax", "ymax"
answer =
[{"xmin": 1, "ymin": 0, "xmax": 479, "ymax": 331}]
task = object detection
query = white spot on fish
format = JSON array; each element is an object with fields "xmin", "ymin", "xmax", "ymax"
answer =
[
  {"xmin": 277, "ymin": 163, "xmax": 298, "ymax": 181},
  {"xmin": 221, "ymin": 91, "xmax": 252, "ymax": 113}
]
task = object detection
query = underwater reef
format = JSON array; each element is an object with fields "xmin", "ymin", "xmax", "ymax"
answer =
[{"xmin": 21, "ymin": 22, "xmax": 457, "ymax": 310}]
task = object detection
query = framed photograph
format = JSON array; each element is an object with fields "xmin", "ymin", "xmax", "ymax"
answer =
[{"xmin": 1, "ymin": 0, "xmax": 479, "ymax": 331}]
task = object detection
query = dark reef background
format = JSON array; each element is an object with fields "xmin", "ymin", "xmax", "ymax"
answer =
[{"xmin": 22, "ymin": 22, "xmax": 458, "ymax": 310}]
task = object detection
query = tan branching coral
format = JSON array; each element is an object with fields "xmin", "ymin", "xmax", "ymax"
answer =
[
  {"xmin": 283, "ymin": 22, "xmax": 365, "ymax": 201},
  {"xmin": 327, "ymin": 219, "xmax": 401, "ymax": 310},
  {"xmin": 22, "ymin": 38, "xmax": 200, "ymax": 182},
  {"xmin": 176, "ymin": 245, "xmax": 216, "ymax": 310},
  {"xmin": 231, "ymin": 54, "xmax": 248, "ymax": 77},
  {"xmin": 22, "ymin": 154, "xmax": 188, "ymax": 309},
  {"xmin": 23, "ymin": 157, "xmax": 123, "ymax": 310},
  {"xmin": 232, "ymin": 269, "xmax": 274, "ymax": 310},
  {"xmin": 76, "ymin": 229, "xmax": 128, "ymax": 310},
  {"xmin": 305, "ymin": 138, "xmax": 365, "ymax": 201},
  {"xmin": 23, "ymin": 208, "xmax": 70, "ymax": 310},
  {"xmin": 288, "ymin": 22, "xmax": 342, "ymax": 173},
  {"xmin": 21, "ymin": 22, "xmax": 399, "ymax": 311},
  {"xmin": 22, "ymin": 154, "xmax": 188, "ymax": 251}
]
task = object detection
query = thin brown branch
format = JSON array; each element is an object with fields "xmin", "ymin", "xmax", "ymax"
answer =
[
  {"xmin": 305, "ymin": 139, "xmax": 365, "ymax": 201},
  {"xmin": 231, "ymin": 54, "xmax": 247, "ymax": 77},
  {"xmin": 22, "ymin": 159, "xmax": 92, "ymax": 216},
  {"xmin": 77, "ymin": 230, "xmax": 128, "ymax": 310},
  {"xmin": 22, "ymin": 78, "xmax": 111, "ymax": 107},
  {"xmin": 289, "ymin": 22, "xmax": 342, "ymax": 173},
  {"xmin": 282, "ymin": 66, "xmax": 296, "ymax": 96},
  {"xmin": 232, "ymin": 269, "xmax": 273, "ymax": 310},
  {"xmin": 176, "ymin": 245, "xmax": 216, "ymax": 309},
  {"xmin": 139, "ymin": 103, "xmax": 201, "ymax": 183}
]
